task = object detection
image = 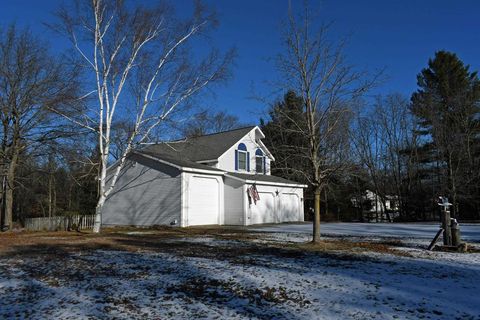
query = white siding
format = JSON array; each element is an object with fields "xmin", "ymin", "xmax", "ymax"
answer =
[
  {"xmin": 224, "ymin": 177, "xmax": 245, "ymax": 225},
  {"xmin": 217, "ymin": 129, "xmax": 272, "ymax": 175}
]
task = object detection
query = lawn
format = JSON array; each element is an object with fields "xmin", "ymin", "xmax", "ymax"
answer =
[{"xmin": 0, "ymin": 225, "xmax": 479, "ymax": 319}]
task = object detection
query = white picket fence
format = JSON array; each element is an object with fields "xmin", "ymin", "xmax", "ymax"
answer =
[{"xmin": 24, "ymin": 215, "xmax": 95, "ymax": 231}]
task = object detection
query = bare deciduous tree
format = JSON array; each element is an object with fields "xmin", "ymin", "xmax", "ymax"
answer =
[
  {"xmin": 352, "ymin": 94, "xmax": 421, "ymax": 222},
  {"xmin": 181, "ymin": 109, "xmax": 243, "ymax": 138},
  {"xmin": 54, "ymin": 0, "xmax": 234, "ymax": 232},
  {"xmin": 276, "ymin": 4, "xmax": 376, "ymax": 242},
  {"xmin": 0, "ymin": 25, "xmax": 79, "ymax": 231}
]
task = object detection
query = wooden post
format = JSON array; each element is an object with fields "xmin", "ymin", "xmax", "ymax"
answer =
[
  {"xmin": 451, "ymin": 219, "xmax": 461, "ymax": 247},
  {"xmin": 428, "ymin": 228, "xmax": 443, "ymax": 251},
  {"xmin": 442, "ymin": 207, "xmax": 452, "ymax": 246}
]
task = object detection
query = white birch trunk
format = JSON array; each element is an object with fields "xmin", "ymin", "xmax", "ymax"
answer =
[
  {"xmin": 59, "ymin": 1, "xmax": 229, "ymax": 233},
  {"xmin": 93, "ymin": 194, "xmax": 105, "ymax": 233}
]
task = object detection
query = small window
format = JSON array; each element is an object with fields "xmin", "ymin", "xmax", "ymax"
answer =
[
  {"xmin": 256, "ymin": 156, "xmax": 264, "ymax": 173},
  {"xmin": 236, "ymin": 143, "xmax": 248, "ymax": 171},
  {"xmin": 238, "ymin": 151, "xmax": 247, "ymax": 170},
  {"xmin": 255, "ymin": 149, "xmax": 264, "ymax": 173}
]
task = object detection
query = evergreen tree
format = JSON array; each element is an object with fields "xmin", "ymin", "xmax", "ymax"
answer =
[
  {"xmin": 411, "ymin": 51, "xmax": 480, "ymax": 218},
  {"xmin": 261, "ymin": 90, "xmax": 310, "ymax": 184}
]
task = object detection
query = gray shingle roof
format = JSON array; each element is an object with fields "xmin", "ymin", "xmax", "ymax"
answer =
[
  {"xmin": 132, "ymin": 126, "xmax": 305, "ymax": 185},
  {"xmin": 142, "ymin": 126, "xmax": 255, "ymax": 162},
  {"xmin": 226, "ymin": 172, "xmax": 306, "ymax": 186},
  {"xmin": 135, "ymin": 151, "xmax": 224, "ymax": 172}
]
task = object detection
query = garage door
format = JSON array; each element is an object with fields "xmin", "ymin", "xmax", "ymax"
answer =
[
  {"xmin": 279, "ymin": 193, "xmax": 300, "ymax": 222},
  {"xmin": 188, "ymin": 176, "xmax": 219, "ymax": 226},
  {"xmin": 250, "ymin": 192, "xmax": 275, "ymax": 224}
]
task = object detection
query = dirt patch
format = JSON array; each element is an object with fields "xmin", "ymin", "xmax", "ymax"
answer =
[
  {"xmin": 293, "ymin": 239, "xmax": 413, "ymax": 257},
  {"xmin": 0, "ymin": 226, "xmax": 414, "ymax": 262},
  {"xmin": 0, "ymin": 226, "xmax": 246, "ymax": 254},
  {"xmin": 432, "ymin": 244, "xmax": 480, "ymax": 253}
]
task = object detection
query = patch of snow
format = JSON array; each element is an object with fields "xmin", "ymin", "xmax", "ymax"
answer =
[
  {"xmin": 0, "ymin": 233, "xmax": 479, "ymax": 319},
  {"xmin": 123, "ymin": 231, "xmax": 157, "ymax": 235},
  {"xmin": 252, "ymin": 222, "xmax": 480, "ymax": 242}
]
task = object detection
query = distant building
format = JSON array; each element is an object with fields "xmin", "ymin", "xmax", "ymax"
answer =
[{"xmin": 351, "ymin": 190, "xmax": 399, "ymax": 222}]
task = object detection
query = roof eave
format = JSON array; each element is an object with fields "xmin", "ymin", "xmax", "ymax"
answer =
[
  {"xmin": 134, "ymin": 151, "xmax": 225, "ymax": 176},
  {"xmin": 257, "ymin": 139, "xmax": 275, "ymax": 161},
  {"xmin": 225, "ymin": 173, "xmax": 308, "ymax": 188},
  {"xmin": 254, "ymin": 126, "xmax": 266, "ymax": 139},
  {"xmin": 245, "ymin": 180, "xmax": 308, "ymax": 188}
]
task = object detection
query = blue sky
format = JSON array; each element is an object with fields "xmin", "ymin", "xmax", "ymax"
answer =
[{"xmin": 2, "ymin": 0, "xmax": 480, "ymax": 125}]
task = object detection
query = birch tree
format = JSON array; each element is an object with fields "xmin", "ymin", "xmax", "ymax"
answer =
[
  {"xmin": 54, "ymin": 0, "xmax": 234, "ymax": 232},
  {"xmin": 276, "ymin": 4, "xmax": 376, "ymax": 242}
]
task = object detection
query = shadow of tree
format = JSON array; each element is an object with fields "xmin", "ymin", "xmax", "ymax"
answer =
[{"xmin": 0, "ymin": 231, "xmax": 479, "ymax": 319}]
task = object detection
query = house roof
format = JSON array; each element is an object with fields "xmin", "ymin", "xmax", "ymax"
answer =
[
  {"xmin": 142, "ymin": 126, "xmax": 256, "ymax": 162},
  {"xmin": 226, "ymin": 172, "xmax": 307, "ymax": 187},
  {"xmin": 135, "ymin": 151, "xmax": 225, "ymax": 173},
  {"xmin": 133, "ymin": 126, "xmax": 304, "ymax": 185}
]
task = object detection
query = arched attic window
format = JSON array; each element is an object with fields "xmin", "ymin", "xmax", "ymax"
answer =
[
  {"xmin": 255, "ymin": 149, "xmax": 266, "ymax": 174},
  {"xmin": 235, "ymin": 143, "xmax": 249, "ymax": 171}
]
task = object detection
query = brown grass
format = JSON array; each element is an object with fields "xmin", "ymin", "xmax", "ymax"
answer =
[
  {"xmin": 295, "ymin": 239, "xmax": 413, "ymax": 257},
  {"xmin": 0, "ymin": 226, "xmax": 264, "ymax": 261},
  {"xmin": 0, "ymin": 226, "xmax": 413, "ymax": 260}
]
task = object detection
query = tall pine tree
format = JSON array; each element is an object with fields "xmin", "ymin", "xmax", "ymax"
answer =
[
  {"xmin": 411, "ymin": 51, "xmax": 480, "ymax": 219},
  {"xmin": 261, "ymin": 90, "xmax": 310, "ymax": 184}
]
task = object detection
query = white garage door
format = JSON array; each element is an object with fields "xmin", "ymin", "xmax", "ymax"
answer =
[
  {"xmin": 188, "ymin": 176, "xmax": 219, "ymax": 226},
  {"xmin": 250, "ymin": 192, "xmax": 275, "ymax": 224},
  {"xmin": 279, "ymin": 193, "xmax": 300, "ymax": 222}
]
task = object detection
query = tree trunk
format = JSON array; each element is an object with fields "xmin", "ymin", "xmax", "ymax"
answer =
[
  {"xmin": 381, "ymin": 199, "xmax": 392, "ymax": 222},
  {"xmin": 93, "ymin": 194, "xmax": 105, "ymax": 233},
  {"xmin": 324, "ymin": 188, "xmax": 329, "ymax": 219},
  {"xmin": 4, "ymin": 156, "xmax": 17, "ymax": 230},
  {"xmin": 48, "ymin": 173, "xmax": 53, "ymax": 218},
  {"xmin": 448, "ymin": 152, "xmax": 458, "ymax": 218},
  {"xmin": 53, "ymin": 180, "xmax": 57, "ymax": 217},
  {"xmin": 0, "ymin": 175, "xmax": 4, "ymax": 230},
  {"xmin": 312, "ymin": 186, "xmax": 321, "ymax": 243},
  {"xmin": 451, "ymin": 175, "xmax": 458, "ymax": 219}
]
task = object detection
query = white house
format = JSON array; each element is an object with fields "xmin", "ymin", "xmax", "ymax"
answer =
[
  {"xmin": 102, "ymin": 126, "xmax": 307, "ymax": 227},
  {"xmin": 351, "ymin": 190, "xmax": 399, "ymax": 222}
]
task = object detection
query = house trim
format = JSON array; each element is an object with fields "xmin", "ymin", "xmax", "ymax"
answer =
[
  {"xmin": 196, "ymin": 159, "xmax": 218, "ymax": 164},
  {"xmin": 242, "ymin": 183, "xmax": 248, "ymax": 226},
  {"xmin": 225, "ymin": 174, "xmax": 308, "ymax": 188},
  {"xmin": 180, "ymin": 171, "xmax": 187, "ymax": 227},
  {"xmin": 134, "ymin": 151, "xmax": 225, "ymax": 176},
  {"xmin": 256, "ymin": 138, "xmax": 275, "ymax": 161}
]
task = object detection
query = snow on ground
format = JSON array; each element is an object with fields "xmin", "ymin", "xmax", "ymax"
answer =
[
  {"xmin": 252, "ymin": 222, "xmax": 480, "ymax": 241},
  {"xmin": 0, "ymin": 228, "xmax": 479, "ymax": 319}
]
